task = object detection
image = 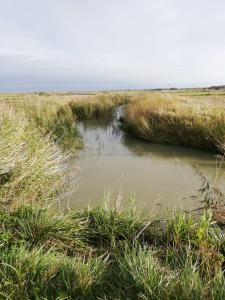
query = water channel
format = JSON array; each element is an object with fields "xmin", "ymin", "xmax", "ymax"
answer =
[{"xmin": 64, "ymin": 107, "xmax": 225, "ymax": 215}]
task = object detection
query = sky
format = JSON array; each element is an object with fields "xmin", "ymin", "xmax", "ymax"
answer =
[{"xmin": 0, "ymin": 0, "xmax": 225, "ymax": 92}]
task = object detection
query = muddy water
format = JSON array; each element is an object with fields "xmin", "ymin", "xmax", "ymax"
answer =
[{"xmin": 64, "ymin": 108, "xmax": 225, "ymax": 215}]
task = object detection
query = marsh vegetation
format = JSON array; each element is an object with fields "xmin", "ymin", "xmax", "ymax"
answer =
[
  {"xmin": 1, "ymin": 90, "xmax": 225, "ymax": 299},
  {"xmin": 122, "ymin": 93, "xmax": 225, "ymax": 152}
]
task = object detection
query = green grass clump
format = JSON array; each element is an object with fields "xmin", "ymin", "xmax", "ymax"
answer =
[
  {"xmin": 76, "ymin": 204, "xmax": 145, "ymax": 249},
  {"xmin": 122, "ymin": 93, "xmax": 225, "ymax": 152},
  {"xmin": 0, "ymin": 246, "xmax": 107, "ymax": 300},
  {"xmin": 0, "ymin": 205, "xmax": 108, "ymax": 299},
  {"xmin": 0, "ymin": 205, "xmax": 86, "ymax": 253},
  {"xmin": 1, "ymin": 204, "xmax": 225, "ymax": 299}
]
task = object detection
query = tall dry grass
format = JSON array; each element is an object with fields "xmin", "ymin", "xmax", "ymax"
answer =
[
  {"xmin": 0, "ymin": 102, "xmax": 68, "ymax": 207},
  {"xmin": 1, "ymin": 92, "xmax": 129, "ymax": 149},
  {"xmin": 68, "ymin": 93, "xmax": 129, "ymax": 119},
  {"xmin": 122, "ymin": 93, "xmax": 225, "ymax": 152}
]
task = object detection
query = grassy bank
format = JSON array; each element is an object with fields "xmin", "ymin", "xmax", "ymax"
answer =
[
  {"xmin": 0, "ymin": 92, "xmax": 129, "ymax": 206},
  {"xmin": 1, "ymin": 92, "xmax": 129, "ymax": 149},
  {"xmin": 0, "ymin": 101, "xmax": 68, "ymax": 206},
  {"xmin": 121, "ymin": 93, "xmax": 225, "ymax": 152},
  {"xmin": 1, "ymin": 203, "xmax": 225, "ymax": 299}
]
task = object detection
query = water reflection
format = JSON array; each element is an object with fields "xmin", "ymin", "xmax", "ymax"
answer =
[{"xmin": 64, "ymin": 108, "xmax": 225, "ymax": 216}]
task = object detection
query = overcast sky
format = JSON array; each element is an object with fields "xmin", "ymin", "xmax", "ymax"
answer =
[{"xmin": 0, "ymin": 0, "xmax": 225, "ymax": 92}]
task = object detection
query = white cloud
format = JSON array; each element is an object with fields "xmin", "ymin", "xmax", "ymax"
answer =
[{"xmin": 0, "ymin": 0, "xmax": 225, "ymax": 91}]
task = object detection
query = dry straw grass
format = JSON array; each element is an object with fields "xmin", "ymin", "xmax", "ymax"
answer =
[
  {"xmin": 0, "ymin": 102, "xmax": 67, "ymax": 206},
  {"xmin": 122, "ymin": 93, "xmax": 225, "ymax": 152}
]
